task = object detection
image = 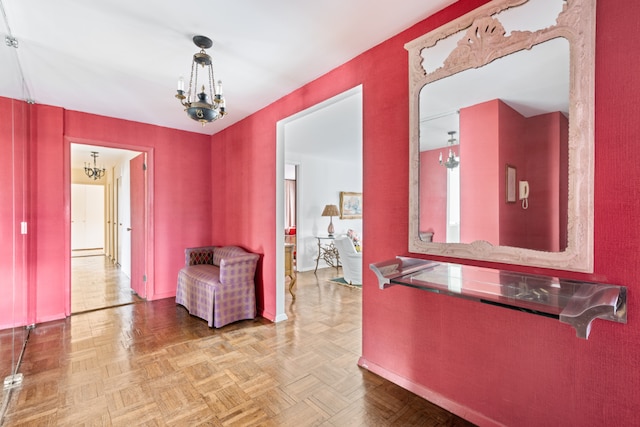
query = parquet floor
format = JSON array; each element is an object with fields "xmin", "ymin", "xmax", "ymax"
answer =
[
  {"xmin": 71, "ymin": 252, "xmax": 139, "ymax": 314},
  {"xmin": 1, "ymin": 267, "xmax": 475, "ymax": 426}
]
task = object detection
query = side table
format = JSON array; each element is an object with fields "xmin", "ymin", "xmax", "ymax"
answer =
[{"xmin": 314, "ymin": 236, "xmax": 341, "ymax": 273}]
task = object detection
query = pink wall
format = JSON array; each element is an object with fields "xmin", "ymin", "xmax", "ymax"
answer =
[
  {"xmin": 460, "ymin": 100, "xmax": 500, "ymax": 244},
  {"xmin": 31, "ymin": 105, "xmax": 66, "ymax": 324},
  {"xmin": 0, "ymin": 98, "xmax": 30, "ymax": 328},
  {"xmin": 211, "ymin": 0, "xmax": 640, "ymax": 425},
  {"xmin": 497, "ymin": 100, "xmax": 528, "ymax": 247},
  {"xmin": 0, "ymin": 104, "xmax": 213, "ymax": 327},
  {"xmin": 419, "ymin": 149, "xmax": 447, "ymax": 242},
  {"xmin": 2, "ymin": 0, "xmax": 640, "ymax": 425},
  {"xmin": 209, "ymin": 118, "xmax": 277, "ymax": 318},
  {"xmin": 459, "ymin": 99, "xmax": 568, "ymax": 252},
  {"xmin": 498, "ymin": 107, "xmax": 568, "ymax": 251},
  {"xmin": 64, "ymin": 111, "xmax": 213, "ymax": 303},
  {"xmin": 207, "ymin": 67, "xmax": 368, "ymax": 320},
  {"xmin": 520, "ymin": 112, "xmax": 568, "ymax": 251}
]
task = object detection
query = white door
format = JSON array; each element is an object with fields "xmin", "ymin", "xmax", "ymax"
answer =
[
  {"xmin": 71, "ymin": 184, "xmax": 85, "ymax": 250},
  {"xmin": 71, "ymin": 184, "xmax": 105, "ymax": 250},
  {"xmin": 117, "ymin": 177, "xmax": 123, "ymax": 267}
]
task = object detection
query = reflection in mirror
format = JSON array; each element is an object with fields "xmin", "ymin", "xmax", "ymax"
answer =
[
  {"xmin": 406, "ymin": 0, "xmax": 596, "ymax": 272},
  {"xmin": 419, "ymin": 37, "xmax": 569, "ymax": 252}
]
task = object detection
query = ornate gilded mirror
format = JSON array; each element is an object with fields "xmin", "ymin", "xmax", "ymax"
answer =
[{"xmin": 406, "ymin": 0, "xmax": 595, "ymax": 272}]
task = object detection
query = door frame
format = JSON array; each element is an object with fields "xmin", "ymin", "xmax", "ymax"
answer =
[
  {"xmin": 64, "ymin": 137, "xmax": 155, "ymax": 316},
  {"xmin": 275, "ymin": 85, "xmax": 363, "ymax": 320}
]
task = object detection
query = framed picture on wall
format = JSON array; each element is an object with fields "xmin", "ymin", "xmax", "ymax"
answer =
[
  {"xmin": 506, "ymin": 164, "xmax": 517, "ymax": 203},
  {"xmin": 340, "ymin": 192, "xmax": 362, "ymax": 219}
]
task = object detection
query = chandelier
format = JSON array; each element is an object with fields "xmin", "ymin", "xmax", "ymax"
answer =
[
  {"xmin": 439, "ymin": 131, "xmax": 459, "ymax": 169},
  {"xmin": 84, "ymin": 151, "xmax": 106, "ymax": 180},
  {"xmin": 175, "ymin": 35, "xmax": 227, "ymax": 125}
]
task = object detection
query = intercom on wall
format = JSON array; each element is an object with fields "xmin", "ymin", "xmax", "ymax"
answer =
[{"xmin": 519, "ymin": 181, "xmax": 529, "ymax": 209}]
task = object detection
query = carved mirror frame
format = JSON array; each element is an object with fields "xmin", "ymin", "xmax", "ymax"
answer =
[{"xmin": 406, "ymin": 0, "xmax": 595, "ymax": 273}]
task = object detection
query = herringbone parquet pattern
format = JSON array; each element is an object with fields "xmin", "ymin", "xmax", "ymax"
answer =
[{"xmin": 1, "ymin": 267, "xmax": 474, "ymax": 426}]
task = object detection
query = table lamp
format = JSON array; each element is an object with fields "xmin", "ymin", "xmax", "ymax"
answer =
[{"xmin": 321, "ymin": 204, "xmax": 340, "ymax": 237}]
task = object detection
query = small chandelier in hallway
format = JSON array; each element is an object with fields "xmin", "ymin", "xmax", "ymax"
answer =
[
  {"xmin": 84, "ymin": 151, "xmax": 106, "ymax": 180},
  {"xmin": 175, "ymin": 35, "xmax": 227, "ymax": 126},
  {"xmin": 439, "ymin": 131, "xmax": 459, "ymax": 169}
]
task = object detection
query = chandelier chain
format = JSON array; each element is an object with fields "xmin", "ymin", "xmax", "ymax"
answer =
[
  {"xmin": 208, "ymin": 65, "xmax": 215, "ymax": 102},
  {"xmin": 188, "ymin": 60, "xmax": 196, "ymax": 101}
]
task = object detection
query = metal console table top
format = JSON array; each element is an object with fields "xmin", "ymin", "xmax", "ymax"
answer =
[{"xmin": 370, "ymin": 257, "xmax": 627, "ymax": 339}]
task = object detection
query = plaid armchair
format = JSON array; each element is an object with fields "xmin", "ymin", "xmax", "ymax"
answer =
[{"xmin": 176, "ymin": 246, "xmax": 259, "ymax": 328}]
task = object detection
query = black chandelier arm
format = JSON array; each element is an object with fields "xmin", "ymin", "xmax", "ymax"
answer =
[
  {"xmin": 84, "ymin": 151, "xmax": 106, "ymax": 180},
  {"xmin": 84, "ymin": 166, "xmax": 106, "ymax": 180}
]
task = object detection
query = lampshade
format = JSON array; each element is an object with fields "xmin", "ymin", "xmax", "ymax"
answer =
[
  {"xmin": 321, "ymin": 204, "xmax": 340, "ymax": 237},
  {"xmin": 321, "ymin": 204, "xmax": 340, "ymax": 217}
]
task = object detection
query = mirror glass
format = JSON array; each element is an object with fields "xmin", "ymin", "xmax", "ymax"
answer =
[
  {"xmin": 419, "ymin": 37, "xmax": 569, "ymax": 251},
  {"xmin": 406, "ymin": 0, "xmax": 595, "ymax": 272}
]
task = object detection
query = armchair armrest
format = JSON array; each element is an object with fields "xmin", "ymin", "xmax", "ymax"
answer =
[
  {"xmin": 184, "ymin": 246, "xmax": 217, "ymax": 266},
  {"xmin": 341, "ymin": 252, "xmax": 362, "ymax": 261},
  {"xmin": 219, "ymin": 253, "xmax": 260, "ymax": 285}
]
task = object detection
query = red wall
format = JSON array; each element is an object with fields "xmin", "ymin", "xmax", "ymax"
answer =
[
  {"xmin": 209, "ymin": 118, "xmax": 277, "ymax": 318},
  {"xmin": 3, "ymin": 0, "xmax": 639, "ymax": 425},
  {"xmin": 419, "ymin": 149, "xmax": 447, "ymax": 242},
  {"xmin": 0, "ymin": 98, "xmax": 30, "ymax": 327},
  {"xmin": 458, "ymin": 99, "xmax": 567, "ymax": 251},
  {"xmin": 460, "ymin": 100, "xmax": 500, "ymax": 244},
  {"xmin": 520, "ymin": 112, "xmax": 568, "ymax": 251},
  {"xmin": 499, "ymin": 104, "xmax": 567, "ymax": 251},
  {"xmin": 0, "ymin": 104, "xmax": 213, "ymax": 327},
  {"xmin": 211, "ymin": 0, "xmax": 640, "ymax": 425}
]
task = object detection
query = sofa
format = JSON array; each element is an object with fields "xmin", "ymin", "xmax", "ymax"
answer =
[
  {"xmin": 333, "ymin": 236, "xmax": 362, "ymax": 285},
  {"xmin": 176, "ymin": 245, "xmax": 259, "ymax": 328}
]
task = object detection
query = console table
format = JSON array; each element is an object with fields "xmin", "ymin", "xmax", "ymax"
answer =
[
  {"xmin": 370, "ymin": 257, "xmax": 627, "ymax": 339},
  {"xmin": 314, "ymin": 236, "xmax": 341, "ymax": 273}
]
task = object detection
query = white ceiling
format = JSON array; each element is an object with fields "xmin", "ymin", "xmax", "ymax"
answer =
[
  {"xmin": 420, "ymin": 37, "xmax": 569, "ymax": 151},
  {"xmin": 1, "ymin": 0, "xmax": 456, "ymax": 141},
  {"xmin": 284, "ymin": 87, "xmax": 363, "ymax": 162},
  {"xmin": 70, "ymin": 143, "xmax": 141, "ymax": 175}
]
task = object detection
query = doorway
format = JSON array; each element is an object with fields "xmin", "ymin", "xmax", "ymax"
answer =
[
  {"xmin": 275, "ymin": 85, "xmax": 363, "ymax": 320},
  {"xmin": 69, "ymin": 143, "xmax": 146, "ymax": 314}
]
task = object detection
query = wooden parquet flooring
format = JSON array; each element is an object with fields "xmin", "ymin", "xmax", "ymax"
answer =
[
  {"xmin": 1, "ymin": 267, "xmax": 475, "ymax": 426},
  {"xmin": 71, "ymin": 254, "xmax": 140, "ymax": 314}
]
